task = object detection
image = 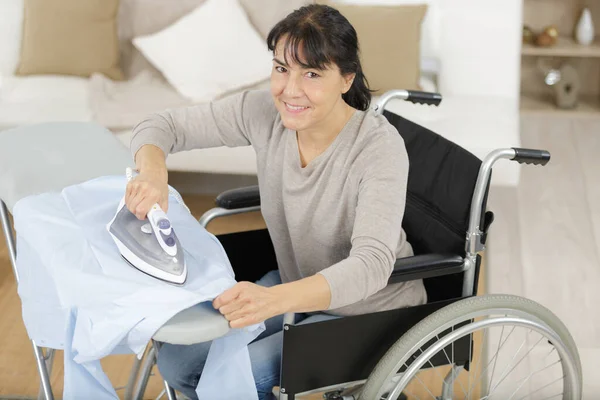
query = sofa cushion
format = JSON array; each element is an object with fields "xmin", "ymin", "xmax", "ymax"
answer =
[
  {"xmin": 117, "ymin": 0, "xmax": 206, "ymax": 78},
  {"xmin": 238, "ymin": 0, "xmax": 313, "ymax": 39},
  {"xmin": 132, "ymin": 0, "xmax": 272, "ymax": 102},
  {"xmin": 0, "ymin": 76, "xmax": 91, "ymax": 131},
  {"xmin": 118, "ymin": 0, "xmax": 309, "ymax": 79},
  {"xmin": 0, "ymin": 0, "xmax": 24, "ymax": 76},
  {"xmin": 323, "ymin": 1, "xmax": 427, "ymax": 94},
  {"xmin": 16, "ymin": 0, "xmax": 123, "ymax": 80},
  {"xmin": 88, "ymin": 71, "xmax": 192, "ymax": 130}
]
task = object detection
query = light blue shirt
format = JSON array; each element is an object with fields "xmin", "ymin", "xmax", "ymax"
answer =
[{"xmin": 13, "ymin": 175, "xmax": 264, "ymax": 399}]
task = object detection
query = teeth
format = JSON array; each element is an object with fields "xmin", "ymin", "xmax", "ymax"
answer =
[{"xmin": 285, "ymin": 102, "xmax": 307, "ymax": 110}]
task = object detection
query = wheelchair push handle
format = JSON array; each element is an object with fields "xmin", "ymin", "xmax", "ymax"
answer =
[
  {"xmin": 511, "ymin": 147, "xmax": 551, "ymax": 166},
  {"xmin": 374, "ymin": 89, "xmax": 442, "ymax": 114},
  {"xmin": 406, "ymin": 90, "xmax": 442, "ymax": 106}
]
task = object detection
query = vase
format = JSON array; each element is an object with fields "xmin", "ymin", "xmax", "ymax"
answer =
[{"xmin": 575, "ymin": 8, "xmax": 595, "ymax": 45}]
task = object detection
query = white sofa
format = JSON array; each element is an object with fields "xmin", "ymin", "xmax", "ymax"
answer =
[{"xmin": 0, "ymin": 0, "xmax": 523, "ymax": 187}]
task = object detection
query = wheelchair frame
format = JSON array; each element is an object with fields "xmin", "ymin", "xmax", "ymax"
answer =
[{"xmin": 0, "ymin": 89, "xmax": 551, "ymax": 400}]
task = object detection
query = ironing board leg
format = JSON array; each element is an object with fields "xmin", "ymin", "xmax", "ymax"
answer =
[
  {"xmin": 131, "ymin": 341, "xmax": 179, "ymax": 400},
  {"xmin": 37, "ymin": 348, "xmax": 55, "ymax": 400},
  {"xmin": 163, "ymin": 379, "xmax": 178, "ymax": 400},
  {"xmin": 152, "ymin": 341, "xmax": 178, "ymax": 400},
  {"xmin": 124, "ymin": 346, "xmax": 145, "ymax": 400},
  {"xmin": 32, "ymin": 343, "xmax": 54, "ymax": 400},
  {"xmin": 1, "ymin": 201, "xmax": 54, "ymax": 400},
  {"xmin": 132, "ymin": 344, "xmax": 157, "ymax": 400}
]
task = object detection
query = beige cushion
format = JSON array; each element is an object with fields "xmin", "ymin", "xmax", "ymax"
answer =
[
  {"xmin": 321, "ymin": 2, "xmax": 427, "ymax": 94},
  {"xmin": 238, "ymin": 0, "xmax": 313, "ymax": 39},
  {"xmin": 16, "ymin": 0, "xmax": 124, "ymax": 80}
]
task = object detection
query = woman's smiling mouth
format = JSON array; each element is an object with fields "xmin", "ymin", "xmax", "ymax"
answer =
[{"xmin": 284, "ymin": 102, "xmax": 309, "ymax": 113}]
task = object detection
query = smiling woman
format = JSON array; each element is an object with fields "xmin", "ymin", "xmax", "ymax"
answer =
[
  {"xmin": 127, "ymin": 3, "xmax": 426, "ymax": 399},
  {"xmin": 265, "ymin": 5, "xmax": 375, "ymax": 168}
]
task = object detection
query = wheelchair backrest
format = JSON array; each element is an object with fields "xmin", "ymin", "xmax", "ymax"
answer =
[{"xmin": 382, "ymin": 110, "xmax": 490, "ymax": 301}]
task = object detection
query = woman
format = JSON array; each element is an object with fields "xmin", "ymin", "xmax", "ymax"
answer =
[{"xmin": 125, "ymin": 4, "xmax": 427, "ymax": 399}]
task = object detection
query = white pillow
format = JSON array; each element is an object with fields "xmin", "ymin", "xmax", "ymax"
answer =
[
  {"xmin": 0, "ymin": 0, "xmax": 24, "ymax": 77},
  {"xmin": 132, "ymin": 0, "xmax": 272, "ymax": 102}
]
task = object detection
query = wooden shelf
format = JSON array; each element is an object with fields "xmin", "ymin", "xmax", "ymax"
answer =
[
  {"xmin": 520, "ymin": 93, "xmax": 600, "ymax": 118},
  {"xmin": 522, "ymin": 36, "xmax": 600, "ymax": 57}
]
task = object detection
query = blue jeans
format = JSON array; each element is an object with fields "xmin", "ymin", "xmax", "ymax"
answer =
[{"xmin": 156, "ymin": 270, "xmax": 339, "ymax": 400}]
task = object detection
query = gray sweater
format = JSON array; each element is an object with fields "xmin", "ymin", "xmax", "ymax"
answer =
[{"xmin": 130, "ymin": 89, "xmax": 427, "ymax": 316}]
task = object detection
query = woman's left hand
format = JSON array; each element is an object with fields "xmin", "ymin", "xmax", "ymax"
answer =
[{"xmin": 213, "ymin": 282, "xmax": 286, "ymax": 329}]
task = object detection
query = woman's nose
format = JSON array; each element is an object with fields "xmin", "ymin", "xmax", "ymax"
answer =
[{"xmin": 283, "ymin": 73, "xmax": 303, "ymax": 97}]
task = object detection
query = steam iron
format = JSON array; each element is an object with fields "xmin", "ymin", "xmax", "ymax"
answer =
[{"xmin": 106, "ymin": 168, "xmax": 187, "ymax": 285}]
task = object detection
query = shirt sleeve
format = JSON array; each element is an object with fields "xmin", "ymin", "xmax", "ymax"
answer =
[
  {"xmin": 129, "ymin": 89, "xmax": 277, "ymax": 161},
  {"xmin": 318, "ymin": 128, "xmax": 409, "ymax": 310}
]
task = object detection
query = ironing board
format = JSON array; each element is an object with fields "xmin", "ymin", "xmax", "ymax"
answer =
[{"xmin": 0, "ymin": 122, "xmax": 231, "ymax": 399}]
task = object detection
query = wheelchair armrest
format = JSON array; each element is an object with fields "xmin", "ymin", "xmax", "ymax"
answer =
[
  {"xmin": 388, "ymin": 254, "xmax": 465, "ymax": 284},
  {"xmin": 215, "ymin": 185, "xmax": 260, "ymax": 210}
]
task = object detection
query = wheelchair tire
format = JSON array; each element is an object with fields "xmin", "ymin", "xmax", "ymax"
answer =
[{"xmin": 359, "ymin": 294, "xmax": 582, "ymax": 400}]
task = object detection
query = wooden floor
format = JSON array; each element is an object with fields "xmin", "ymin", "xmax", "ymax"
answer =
[{"xmin": 486, "ymin": 115, "xmax": 600, "ymax": 399}]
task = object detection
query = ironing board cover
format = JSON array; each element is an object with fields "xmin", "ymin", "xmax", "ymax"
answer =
[
  {"xmin": 2, "ymin": 123, "xmax": 264, "ymax": 399},
  {"xmin": 14, "ymin": 175, "xmax": 264, "ymax": 399}
]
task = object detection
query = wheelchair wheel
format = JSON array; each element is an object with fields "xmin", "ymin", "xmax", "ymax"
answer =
[{"xmin": 359, "ymin": 294, "xmax": 582, "ymax": 400}]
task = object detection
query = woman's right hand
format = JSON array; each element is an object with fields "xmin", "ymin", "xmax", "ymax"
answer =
[{"xmin": 125, "ymin": 171, "xmax": 169, "ymax": 220}]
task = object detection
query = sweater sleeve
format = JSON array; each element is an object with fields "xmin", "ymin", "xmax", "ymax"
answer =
[
  {"xmin": 129, "ymin": 89, "xmax": 277, "ymax": 161},
  {"xmin": 318, "ymin": 129, "xmax": 409, "ymax": 310}
]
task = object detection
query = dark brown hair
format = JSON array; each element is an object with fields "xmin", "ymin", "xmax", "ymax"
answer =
[{"xmin": 266, "ymin": 4, "xmax": 373, "ymax": 111}]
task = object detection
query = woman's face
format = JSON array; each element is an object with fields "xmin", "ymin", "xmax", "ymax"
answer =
[{"xmin": 270, "ymin": 39, "xmax": 354, "ymax": 133}]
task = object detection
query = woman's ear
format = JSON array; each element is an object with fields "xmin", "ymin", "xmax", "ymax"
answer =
[{"xmin": 342, "ymin": 73, "xmax": 356, "ymax": 94}]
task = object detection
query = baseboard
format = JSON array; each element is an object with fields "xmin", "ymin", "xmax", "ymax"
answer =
[{"xmin": 167, "ymin": 171, "xmax": 258, "ymax": 196}]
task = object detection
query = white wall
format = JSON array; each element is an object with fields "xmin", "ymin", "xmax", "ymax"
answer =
[
  {"xmin": 438, "ymin": 0, "xmax": 523, "ymax": 100},
  {"xmin": 329, "ymin": 0, "xmax": 523, "ymax": 101}
]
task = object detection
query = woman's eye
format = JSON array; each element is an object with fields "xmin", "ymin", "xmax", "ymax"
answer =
[
  {"xmin": 306, "ymin": 72, "xmax": 319, "ymax": 78},
  {"xmin": 275, "ymin": 66, "xmax": 287, "ymax": 73}
]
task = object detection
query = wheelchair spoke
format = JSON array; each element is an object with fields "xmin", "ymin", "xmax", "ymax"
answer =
[
  {"xmin": 487, "ymin": 324, "xmax": 507, "ymax": 390},
  {"xmin": 476, "ymin": 359, "xmax": 561, "ymax": 400},
  {"xmin": 544, "ymin": 346, "xmax": 557, "ymax": 360},
  {"xmin": 516, "ymin": 381, "xmax": 564, "ymax": 400},
  {"xmin": 402, "ymin": 386, "xmax": 421, "ymax": 400},
  {"xmin": 504, "ymin": 362, "xmax": 558, "ymax": 400},
  {"xmin": 400, "ymin": 357, "xmax": 438, "ymax": 400},
  {"xmin": 410, "ymin": 347, "xmax": 457, "ymax": 399},
  {"xmin": 508, "ymin": 359, "xmax": 561, "ymax": 390},
  {"xmin": 488, "ymin": 333, "xmax": 545, "ymax": 395},
  {"xmin": 412, "ymin": 372, "xmax": 438, "ymax": 400},
  {"xmin": 432, "ymin": 333, "xmax": 469, "ymax": 399},
  {"xmin": 468, "ymin": 325, "xmax": 516, "ymax": 397},
  {"xmin": 465, "ymin": 325, "xmax": 487, "ymax": 400},
  {"xmin": 511, "ymin": 366, "xmax": 563, "ymax": 400},
  {"xmin": 489, "ymin": 329, "xmax": 532, "ymax": 393},
  {"xmin": 426, "ymin": 357, "xmax": 467, "ymax": 399}
]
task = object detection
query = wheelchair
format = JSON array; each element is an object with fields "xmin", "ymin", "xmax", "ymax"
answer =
[
  {"xmin": 0, "ymin": 89, "xmax": 582, "ymax": 400},
  {"xmin": 125, "ymin": 90, "xmax": 582, "ymax": 400}
]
